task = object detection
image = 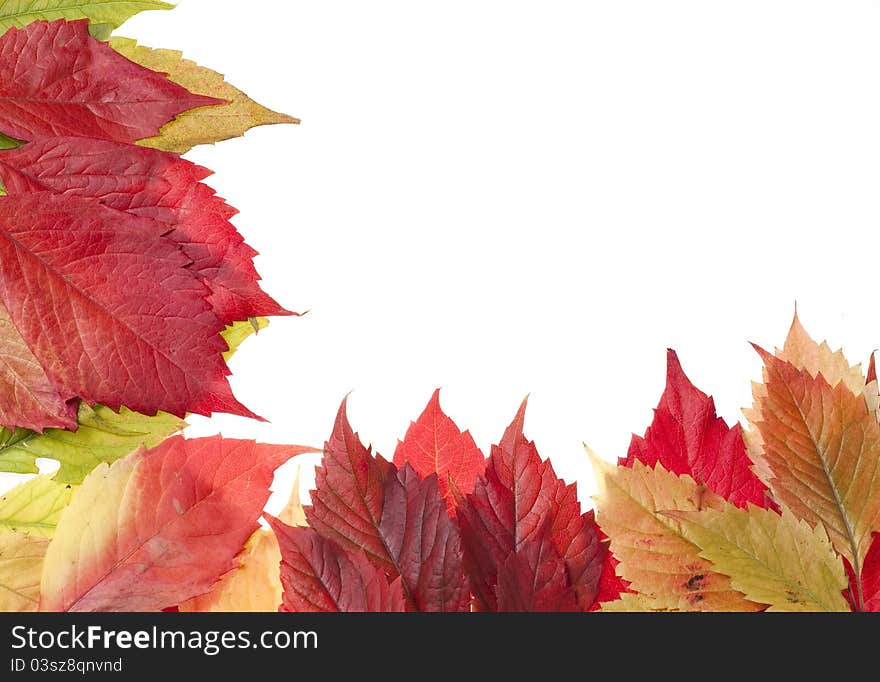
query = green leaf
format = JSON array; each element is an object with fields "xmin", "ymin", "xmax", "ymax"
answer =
[
  {"xmin": 110, "ymin": 37, "xmax": 299, "ymax": 154},
  {"xmin": 666, "ymin": 504, "xmax": 850, "ymax": 612},
  {"xmin": 0, "ymin": 476, "xmax": 73, "ymax": 537},
  {"xmin": 0, "ymin": 0, "xmax": 172, "ymax": 34},
  {"xmin": 0, "ymin": 404, "xmax": 185, "ymax": 483}
]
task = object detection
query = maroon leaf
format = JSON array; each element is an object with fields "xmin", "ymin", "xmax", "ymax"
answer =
[
  {"xmin": 379, "ymin": 464, "xmax": 469, "ymax": 612},
  {"xmin": 458, "ymin": 399, "xmax": 602, "ymax": 611},
  {"xmin": 267, "ymin": 519, "xmax": 406, "ymax": 613},
  {"xmin": 307, "ymin": 399, "xmax": 469, "ymax": 611}
]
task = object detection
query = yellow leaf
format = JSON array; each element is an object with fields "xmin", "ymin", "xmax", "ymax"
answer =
[
  {"xmin": 0, "ymin": 476, "xmax": 72, "ymax": 537},
  {"xmin": 110, "ymin": 38, "xmax": 299, "ymax": 154},
  {"xmin": 667, "ymin": 504, "xmax": 850, "ymax": 612},
  {"xmin": 221, "ymin": 318, "xmax": 269, "ymax": 363},
  {"xmin": 0, "ymin": 531, "xmax": 49, "ymax": 612},
  {"xmin": 179, "ymin": 530, "xmax": 282, "ymax": 613},
  {"xmin": 589, "ymin": 451, "xmax": 760, "ymax": 612}
]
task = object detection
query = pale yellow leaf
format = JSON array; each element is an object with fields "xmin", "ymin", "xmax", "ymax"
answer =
[
  {"xmin": 179, "ymin": 530, "xmax": 282, "ymax": 613},
  {"xmin": 0, "ymin": 530, "xmax": 49, "ymax": 612},
  {"xmin": 589, "ymin": 450, "xmax": 760, "ymax": 612}
]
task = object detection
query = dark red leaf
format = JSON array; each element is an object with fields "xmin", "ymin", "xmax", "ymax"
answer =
[
  {"xmin": 393, "ymin": 389, "xmax": 485, "ymax": 515},
  {"xmin": 306, "ymin": 398, "xmax": 395, "ymax": 571},
  {"xmin": 379, "ymin": 464, "xmax": 469, "ymax": 611},
  {"xmin": 307, "ymin": 399, "xmax": 469, "ymax": 611},
  {"xmin": 458, "ymin": 399, "xmax": 602, "ymax": 611},
  {"xmin": 0, "ymin": 136, "xmax": 288, "ymax": 324},
  {"xmin": 588, "ymin": 530, "xmax": 632, "ymax": 611},
  {"xmin": 267, "ymin": 519, "xmax": 406, "ymax": 613},
  {"xmin": 495, "ymin": 521, "xmax": 578, "ymax": 612},
  {"xmin": 0, "ymin": 20, "xmax": 218, "ymax": 143},
  {"xmin": 624, "ymin": 349, "xmax": 770, "ymax": 509}
]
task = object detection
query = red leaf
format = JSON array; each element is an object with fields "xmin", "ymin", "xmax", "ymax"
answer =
[
  {"xmin": 458, "ymin": 399, "xmax": 602, "ymax": 611},
  {"xmin": 393, "ymin": 389, "xmax": 485, "ymax": 515},
  {"xmin": 380, "ymin": 464, "xmax": 469, "ymax": 611},
  {"xmin": 0, "ymin": 192, "xmax": 255, "ymax": 431},
  {"xmin": 0, "ymin": 21, "xmax": 218, "ymax": 143},
  {"xmin": 306, "ymin": 398, "xmax": 395, "ymax": 570},
  {"xmin": 40, "ymin": 437, "xmax": 313, "ymax": 612},
  {"xmin": 588, "ymin": 530, "xmax": 632, "ymax": 611},
  {"xmin": 307, "ymin": 399, "xmax": 469, "ymax": 611},
  {"xmin": 495, "ymin": 521, "xmax": 578, "ymax": 612},
  {"xmin": 0, "ymin": 136, "xmax": 288, "ymax": 324},
  {"xmin": 861, "ymin": 534, "xmax": 880, "ymax": 612},
  {"xmin": 267, "ymin": 518, "xmax": 406, "ymax": 613},
  {"xmin": 624, "ymin": 349, "xmax": 770, "ymax": 509}
]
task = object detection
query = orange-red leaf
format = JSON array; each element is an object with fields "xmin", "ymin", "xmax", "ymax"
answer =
[
  {"xmin": 39, "ymin": 436, "xmax": 313, "ymax": 612},
  {"xmin": 393, "ymin": 389, "xmax": 485, "ymax": 515}
]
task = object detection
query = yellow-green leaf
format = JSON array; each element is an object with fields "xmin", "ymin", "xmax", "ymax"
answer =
[
  {"xmin": 667, "ymin": 504, "xmax": 850, "ymax": 612},
  {"xmin": 0, "ymin": 476, "xmax": 72, "ymax": 537},
  {"xmin": 110, "ymin": 37, "xmax": 299, "ymax": 154},
  {"xmin": 589, "ymin": 451, "xmax": 760, "ymax": 612},
  {"xmin": 0, "ymin": 404, "xmax": 185, "ymax": 483},
  {"xmin": 0, "ymin": 0, "xmax": 171, "ymax": 34},
  {"xmin": 222, "ymin": 318, "xmax": 269, "ymax": 364},
  {"xmin": 0, "ymin": 530, "xmax": 48, "ymax": 612}
]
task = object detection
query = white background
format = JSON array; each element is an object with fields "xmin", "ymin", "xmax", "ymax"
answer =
[{"xmin": 4, "ymin": 0, "xmax": 880, "ymax": 512}]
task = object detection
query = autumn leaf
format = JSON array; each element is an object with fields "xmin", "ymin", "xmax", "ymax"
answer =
[
  {"xmin": 494, "ymin": 520, "xmax": 577, "ymax": 612},
  {"xmin": 590, "ymin": 530, "xmax": 632, "ymax": 610},
  {"xmin": 306, "ymin": 398, "xmax": 395, "ymax": 568},
  {"xmin": 39, "ymin": 436, "xmax": 316, "ymax": 612},
  {"xmin": 590, "ymin": 454, "xmax": 761, "ymax": 612},
  {"xmin": 0, "ymin": 530, "xmax": 48, "ymax": 612},
  {"xmin": 179, "ymin": 530, "xmax": 283, "ymax": 613},
  {"xmin": 393, "ymin": 390, "xmax": 485, "ymax": 515},
  {"xmin": 458, "ymin": 399, "xmax": 601, "ymax": 611},
  {"xmin": 0, "ymin": 20, "xmax": 218, "ymax": 143},
  {"xmin": 666, "ymin": 504, "xmax": 850, "ymax": 612},
  {"xmin": 0, "ymin": 136, "xmax": 290, "ymax": 325},
  {"xmin": 625, "ymin": 349, "xmax": 770, "ymax": 509},
  {"xmin": 110, "ymin": 37, "xmax": 299, "ymax": 154},
  {"xmin": 379, "ymin": 464, "xmax": 469, "ymax": 611},
  {"xmin": 746, "ymin": 347, "xmax": 880, "ymax": 610},
  {"xmin": 0, "ymin": 192, "xmax": 257, "ymax": 431},
  {"xmin": 267, "ymin": 518, "xmax": 407, "ymax": 613},
  {"xmin": 860, "ymin": 535, "xmax": 880, "ymax": 612},
  {"xmin": 0, "ymin": 476, "xmax": 72, "ymax": 537},
  {"xmin": 307, "ymin": 399, "xmax": 469, "ymax": 611},
  {"xmin": 223, "ymin": 318, "xmax": 269, "ymax": 363},
  {"xmin": 0, "ymin": 0, "xmax": 171, "ymax": 34},
  {"xmin": 278, "ymin": 466, "xmax": 308, "ymax": 528}
]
